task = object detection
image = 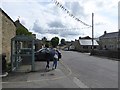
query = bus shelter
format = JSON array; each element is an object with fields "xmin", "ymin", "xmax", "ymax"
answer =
[{"xmin": 11, "ymin": 35, "xmax": 35, "ymax": 72}]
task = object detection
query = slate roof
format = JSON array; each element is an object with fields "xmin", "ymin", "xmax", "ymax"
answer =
[
  {"xmin": 79, "ymin": 39, "xmax": 99, "ymax": 46},
  {"xmin": 100, "ymin": 32, "xmax": 119, "ymax": 39}
]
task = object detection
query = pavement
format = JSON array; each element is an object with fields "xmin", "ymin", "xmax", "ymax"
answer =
[{"xmin": 2, "ymin": 60, "xmax": 83, "ymax": 88}]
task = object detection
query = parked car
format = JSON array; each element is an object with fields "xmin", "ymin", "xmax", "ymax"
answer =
[
  {"xmin": 35, "ymin": 48, "xmax": 53, "ymax": 61},
  {"xmin": 35, "ymin": 48, "xmax": 61, "ymax": 61},
  {"xmin": 64, "ymin": 47, "xmax": 69, "ymax": 51},
  {"xmin": 69, "ymin": 45, "xmax": 75, "ymax": 51}
]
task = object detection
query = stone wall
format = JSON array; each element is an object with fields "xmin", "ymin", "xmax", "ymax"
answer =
[
  {"xmin": 99, "ymin": 37, "xmax": 118, "ymax": 50},
  {"xmin": 92, "ymin": 50, "xmax": 120, "ymax": 60},
  {"xmin": 0, "ymin": 10, "xmax": 16, "ymax": 63},
  {"xmin": 73, "ymin": 40, "xmax": 81, "ymax": 51}
]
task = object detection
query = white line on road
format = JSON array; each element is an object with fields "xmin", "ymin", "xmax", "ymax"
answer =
[{"xmin": 73, "ymin": 77, "xmax": 89, "ymax": 88}]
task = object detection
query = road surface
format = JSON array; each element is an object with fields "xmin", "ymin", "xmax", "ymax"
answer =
[
  {"xmin": 61, "ymin": 51, "xmax": 118, "ymax": 88},
  {"xmin": 2, "ymin": 51, "xmax": 118, "ymax": 88}
]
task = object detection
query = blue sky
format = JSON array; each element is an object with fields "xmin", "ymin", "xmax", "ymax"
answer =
[{"xmin": 1, "ymin": 0, "xmax": 119, "ymax": 41}]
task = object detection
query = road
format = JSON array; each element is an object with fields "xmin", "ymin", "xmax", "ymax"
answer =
[
  {"xmin": 2, "ymin": 50, "xmax": 118, "ymax": 88},
  {"xmin": 61, "ymin": 51, "xmax": 118, "ymax": 88}
]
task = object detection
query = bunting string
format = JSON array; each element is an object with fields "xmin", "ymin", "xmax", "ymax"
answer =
[{"xmin": 52, "ymin": 0, "xmax": 92, "ymax": 27}]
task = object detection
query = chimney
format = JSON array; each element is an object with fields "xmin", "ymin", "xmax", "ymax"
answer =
[
  {"xmin": 75, "ymin": 39, "xmax": 77, "ymax": 41},
  {"xmin": 79, "ymin": 37, "xmax": 81, "ymax": 39},
  {"xmin": 104, "ymin": 31, "xmax": 107, "ymax": 35}
]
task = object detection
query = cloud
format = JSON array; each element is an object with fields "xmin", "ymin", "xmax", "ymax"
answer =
[
  {"xmin": 64, "ymin": 2, "xmax": 87, "ymax": 18},
  {"xmin": 48, "ymin": 29, "xmax": 59, "ymax": 34},
  {"xmin": 60, "ymin": 30, "xmax": 81, "ymax": 37},
  {"xmin": 21, "ymin": 20, "xmax": 26, "ymax": 26},
  {"xmin": 71, "ymin": 2, "xmax": 86, "ymax": 17},
  {"xmin": 32, "ymin": 20, "xmax": 46, "ymax": 34},
  {"xmin": 47, "ymin": 20, "xmax": 66, "ymax": 34},
  {"xmin": 2, "ymin": 0, "xmax": 118, "ymax": 41},
  {"xmin": 32, "ymin": 19, "xmax": 82, "ymax": 38},
  {"xmin": 96, "ymin": 1, "xmax": 104, "ymax": 7},
  {"xmin": 48, "ymin": 20, "xmax": 66, "ymax": 28},
  {"xmin": 32, "ymin": 20, "xmax": 65, "ymax": 35},
  {"xmin": 20, "ymin": 17, "xmax": 28, "ymax": 26},
  {"xmin": 47, "ymin": 20, "xmax": 83, "ymax": 36}
]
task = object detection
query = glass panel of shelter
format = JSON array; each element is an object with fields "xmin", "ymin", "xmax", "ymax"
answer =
[{"xmin": 11, "ymin": 36, "xmax": 35, "ymax": 72}]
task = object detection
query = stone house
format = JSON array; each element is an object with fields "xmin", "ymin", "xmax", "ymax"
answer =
[
  {"xmin": 34, "ymin": 39, "xmax": 43, "ymax": 51},
  {"xmin": 73, "ymin": 39, "xmax": 99, "ymax": 52},
  {"xmin": 0, "ymin": 9, "xmax": 16, "ymax": 62},
  {"xmin": 99, "ymin": 31, "xmax": 120, "ymax": 51}
]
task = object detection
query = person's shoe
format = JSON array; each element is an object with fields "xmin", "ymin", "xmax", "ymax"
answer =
[
  {"xmin": 52, "ymin": 68, "xmax": 54, "ymax": 70},
  {"xmin": 1, "ymin": 72, "xmax": 8, "ymax": 77}
]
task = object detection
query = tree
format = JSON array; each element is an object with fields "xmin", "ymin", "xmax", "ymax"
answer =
[
  {"xmin": 16, "ymin": 27, "xmax": 32, "ymax": 36},
  {"xmin": 42, "ymin": 37, "xmax": 47, "ymax": 43},
  {"xmin": 51, "ymin": 37, "xmax": 59, "ymax": 48},
  {"xmin": 60, "ymin": 39, "xmax": 66, "ymax": 45},
  {"xmin": 15, "ymin": 19, "xmax": 32, "ymax": 36}
]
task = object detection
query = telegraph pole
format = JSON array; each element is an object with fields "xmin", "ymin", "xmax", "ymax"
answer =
[
  {"xmin": 118, "ymin": 29, "xmax": 120, "ymax": 59},
  {"xmin": 92, "ymin": 13, "xmax": 94, "ymax": 54}
]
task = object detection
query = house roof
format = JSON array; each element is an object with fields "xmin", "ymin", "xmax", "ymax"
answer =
[
  {"xmin": 0, "ymin": 8, "xmax": 16, "ymax": 26},
  {"xmin": 79, "ymin": 39, "xmax": 99, "ymax": 46},
  {"xmin": 15, "ymin": 20, "xmax": 28, "ymax": 30},
  {"xmin": 100, "ymin": 32, "xmax": 119, "ymax": 38}
]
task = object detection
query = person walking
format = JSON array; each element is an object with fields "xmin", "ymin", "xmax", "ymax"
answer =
[
  {"xmin": 52, "ymin": 48, "xmax": 59, "ymax": 70},
  {"xmin": 44, "ymin": 44, "xmax": 50, "ymax": 70}
]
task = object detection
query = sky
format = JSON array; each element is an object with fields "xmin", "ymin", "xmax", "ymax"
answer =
[{"xmin": 1, "ymin": 0, "xmax": 119, "ymax": 41}]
